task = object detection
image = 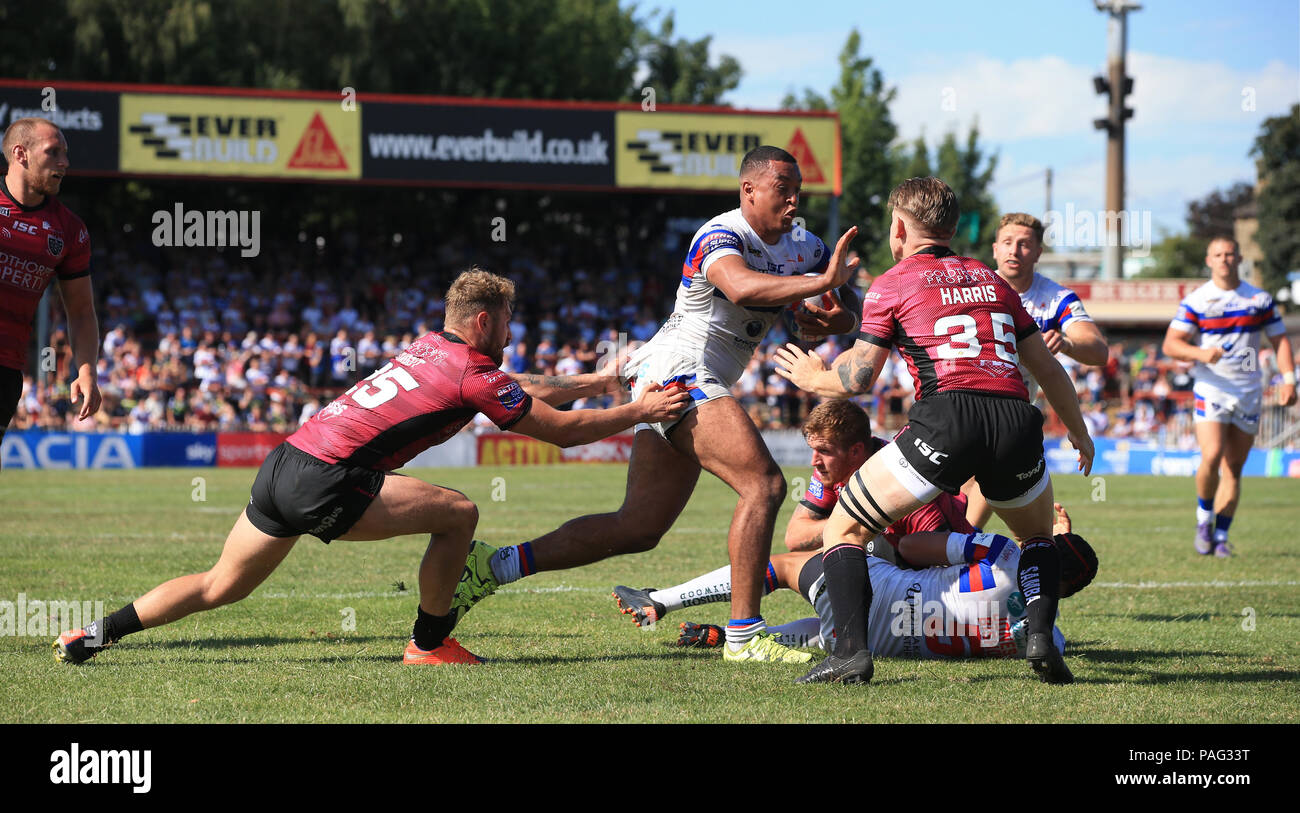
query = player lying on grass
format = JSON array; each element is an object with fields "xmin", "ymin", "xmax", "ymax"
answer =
[
  {"xmin": 614, "ymin": 503, "xmax": 1095, "ymax": 661},
  {"xmin": 610, "ymin": 398, "xmax": 976, "ymax": 630},
  {"xmin": 775, "ymin": 177, "xmax": 1094, "ymax": 685},
  {"xmin": 53, "ymin": 268, "xmax": 689, "ymax": 667}
]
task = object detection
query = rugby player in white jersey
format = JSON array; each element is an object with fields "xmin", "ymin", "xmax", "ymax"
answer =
[
  {"xmin": 621, "ymin": 504, "xmax": 1095, "ymax": 663},
  {"xmin": 1162, "ymin": 236, "xmax": 1296, "ymax": 557},
  {"xmin": 449, "ymin": 146, "xmax": 863, "ymax": 665},
  {"xmin": 961, "ymin": 213, "xmax": 1109, "ymax": 530}
]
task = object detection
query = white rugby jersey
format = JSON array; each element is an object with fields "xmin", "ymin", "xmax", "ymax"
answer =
[
  {"xmin": 633, "ymin": 209, "xmax": 829, "ymax": 387},
  {"xmin": 864, "ymin": 533, "xmax": 1029, "ymax": 659},
  {"xmin": 1018, "ymin": 272, "xmax": 1094, "ymax": 399},
  {"xmin": 1170, "ymin": 280, "xmax": 1285, "ymax": 394}
]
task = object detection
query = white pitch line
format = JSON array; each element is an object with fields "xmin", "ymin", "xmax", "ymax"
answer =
[
  {"xmin": 1095, "ymin": 580, "xmax": 1300, "ymax": 589},
  {"xmin": 259, "ymin": 585, "xmax": 599, "ymax": 600},
  {"xmin": 260, "ymin": 580, "xmax": 1298, "ymax": 601}
]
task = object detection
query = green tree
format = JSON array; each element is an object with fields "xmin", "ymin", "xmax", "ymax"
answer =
[
  {"xmin": 782, "ymin": 30, "xmax": 897, "ymax": 271},
  {"xmin": 932, "ymin": 124, "xmax": 998, "ymax": 264},
  {"xmin": 1187, "ymin": 181, "xmax": 1254, "ymax": 240},
  {"xmin": 1251, "ymin": 103, "xmax": 1300, "ymax": 294},
  {"xmin": 632, "ymin": 11, "xmax": 741, "ymax": 106},
  {"xmin": 1141, "ymin": 182, "xmax": 1255, "ymax": 279},
  {"xmin": 5, "ymin": 0, "xmax": 646, "ymax": 101},
  {"xmin": 1144, "ymin": 230, "xmax": 1207, "ymax": 278}
]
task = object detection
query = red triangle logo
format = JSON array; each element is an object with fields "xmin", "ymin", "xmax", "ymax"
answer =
[
  {"xmin": 785, "ymin": 128, "xmax": 825, "ymax": 184},
  {"xmin": 287, "ymin": 112, "xmax": 348, "ymax": 170}
]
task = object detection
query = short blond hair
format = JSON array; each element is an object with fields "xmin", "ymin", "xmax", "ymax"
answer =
[
  {"xmin": 445, "ymin": 266, "xmax": 516, "ymax": 324},
  {"xmin": 888, "ymin": 177, "xmax": 959, "ymax": 239},
  {"xmin": 997, "ymin": 212, "xmax": 1044, "ymax": 245},
  {"xmin": 802, "ymin": 399, "xmax": 871, "ymax": 450},
  {"xmin": 2, "ymin": 117, "xmax": 59, "ymax": 164}
]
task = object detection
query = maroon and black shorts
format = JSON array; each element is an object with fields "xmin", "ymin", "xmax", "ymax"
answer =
[{"xmin": 246, "ymin": 442, "xmax": 386, "ymax": 543}]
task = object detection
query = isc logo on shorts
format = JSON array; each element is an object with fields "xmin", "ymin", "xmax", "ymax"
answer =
[{"xmin": 913, "ymin": 438, "xmax": 948, "ymax": 465}]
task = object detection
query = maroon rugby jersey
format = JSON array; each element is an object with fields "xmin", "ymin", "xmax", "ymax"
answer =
[
  {"xmin": 288, "ymin": 332, "xmax": 531, "ymax": 470},
  {"xmin": 858, "ymin": 246, "xmax": 1038, "ymax": 400},
  {"xmin": 0, "ymin": 178, "xmax": 91, "ymax": 370}
]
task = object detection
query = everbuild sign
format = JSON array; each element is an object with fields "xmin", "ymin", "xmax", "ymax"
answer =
[
  {"xmin": 119, "ymin": 93, "xmax": 360, "ymax": 180},
  {"xmin": 614, "ymin": 111, "xmax": 840, "ymax": 194},
  {"xmin": 362, "ymin": 101, "xmax": 614, "ymax": 188},
  {"xmin": 0, "ymin": 81, "xmax": 840, "ymax": 194},
  {"xmin": 0, "ymin": 87, "xmax": 119, "ymax": 172}
]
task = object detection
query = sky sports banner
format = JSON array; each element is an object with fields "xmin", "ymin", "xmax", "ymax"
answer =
[
  {"xmin": 0, "ymin": 86, "xmax": 118, "ymax": 173},
  {"xmin": 362, "ymin": 101, "xmax": 615, "ymax": 188},
  {"xmin": 614, "ymin": 111, "xmax": 840, "ymax": 194},
  {"xmin": 118, "ymin": 93, "xmax": 361, "ymax": 180}
]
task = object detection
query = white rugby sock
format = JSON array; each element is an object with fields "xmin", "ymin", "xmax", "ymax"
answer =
[
  {"xmin": 651, "ymin": 565, "xmax": 732, "ymax": 613},
  {"xmin": 725, "ymin": 617, "xmax": 766, "ymax": 649},
  {"xmin": 768, "ymin": 617, "xmax": 823, "ymax": 650}
]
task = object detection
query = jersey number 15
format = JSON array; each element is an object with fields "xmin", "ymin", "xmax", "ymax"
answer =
[{"xmin": 344, "ymin": 362, "xmax": 419, "ymax": 408}]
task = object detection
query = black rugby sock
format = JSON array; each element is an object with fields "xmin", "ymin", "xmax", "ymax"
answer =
[
  {"xmin": 1018, "ymin": 537, "xmax": 1061, "ymax": 639},
  {"xmin": 96, "ymin": 603, "xmax": 143, "ymax": 645},
  {"xmin": 412, "ymin": 607, "xmax": 455, "ymax": 651},
  {"xmin": 822, "ymin": 544, "xmax": 872, "ymax": 657}
]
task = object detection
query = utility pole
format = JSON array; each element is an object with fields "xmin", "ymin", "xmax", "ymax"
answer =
[{"xmin": 1093, "ymin": 0, "xmax": 1139, "ymax": 279}]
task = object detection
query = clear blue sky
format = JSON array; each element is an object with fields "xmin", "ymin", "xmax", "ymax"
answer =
[{"xmin": 649, "ymin": 0, "xmax": 1300, "ymax": 237}]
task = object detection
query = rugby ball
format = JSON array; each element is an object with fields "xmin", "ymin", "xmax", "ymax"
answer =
[{"xmin": 785, "ymin": 272, "xmax": 837, "ymax": 342}]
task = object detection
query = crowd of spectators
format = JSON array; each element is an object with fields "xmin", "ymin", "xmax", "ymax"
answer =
[{"xmin": 9, "ymin": 232, "xmax": 1298, "ymax": 449}]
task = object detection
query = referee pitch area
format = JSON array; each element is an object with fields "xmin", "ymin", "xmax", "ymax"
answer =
[{"xmin": 4, "ymin": 465, "xmax": 1297, "ymax": 724}]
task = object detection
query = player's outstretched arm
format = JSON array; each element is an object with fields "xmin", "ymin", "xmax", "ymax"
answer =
[
  {"xmin": 511, "ymin": 373, "xmax": 619, "ymax": 406},
  {"xmin": 1019, "ymin": 331, "xmax": 1094, "ymax": 475},
  {"xmin": 775, "ymin": 338, "xmax": 888, "ymax": 399},
  {"xmin": 510, "ymin": 384, "xmax": 689, "ymax": 448},
  {"xmin": 708, "ymin": 226, "xmax": 860, "ymax": 307}
]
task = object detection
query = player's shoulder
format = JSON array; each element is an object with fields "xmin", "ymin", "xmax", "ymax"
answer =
[
  {"xmin": 1232, "ymin": 280, "xmax": 1274, "ymax": 306},
  {"xmin": 1180, "ymin": 279, "xmax": 1218, "ymax": 305},
  {"xmin": 49, "ymin": 195, "xmax": 86, "ymax": 224},
  {"xmin": 687, "ymin": 210, "xmax": 747, "ymax": 261},
  {"xmin": 1027, "ymin": 271, "xmax": 1075, "ymax": 300},
  {"xmin": 806, "ymin": 470, "xmax": 828, "ymax": 499},
  {"xmin": 692, "ymin": 208, "xmax": 748, "ymax": 241}
]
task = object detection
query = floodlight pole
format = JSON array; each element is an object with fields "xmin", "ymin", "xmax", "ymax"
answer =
[{"xmin": 1094, "ymin": 0, "xmax": 1140, "ymax": 280}]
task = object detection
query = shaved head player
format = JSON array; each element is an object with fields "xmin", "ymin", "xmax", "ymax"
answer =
[{"xmin": 1, "ymin": 118, "xmax": 101, "ymax": 455}]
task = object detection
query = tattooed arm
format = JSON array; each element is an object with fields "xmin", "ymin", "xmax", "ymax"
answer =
[
  {"xmin": 509, "ymin": 373, "xmax": 621, "ymax": 406},
  {"xmin": 774, "ymin": 339, "xmax": 889, "ymax": 399}
]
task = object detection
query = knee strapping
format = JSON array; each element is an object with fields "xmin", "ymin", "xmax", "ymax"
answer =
[{"xmin": 837, "ymin": 471, "xmax": 892, "ymax": 535}]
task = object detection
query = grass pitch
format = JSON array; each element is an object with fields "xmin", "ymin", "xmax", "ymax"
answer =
[{"xmin": 2, "ymin": 464, "xmax": 1297, "ymax": 724}]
